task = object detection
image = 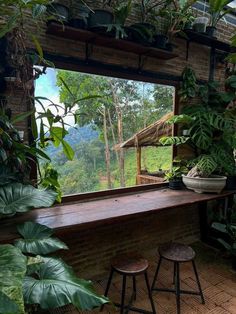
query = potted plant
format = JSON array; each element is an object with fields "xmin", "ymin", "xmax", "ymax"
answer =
[
  {"xmin": 206, "ymin": 0, "xmax": 234, "ymax": 37},
  {"xmin": 160, "ymin": 68, "xmax": 236, "ymax": 194},
  {"xmin": 87, "ymin": 0, "xmax": 114, "ymax": 30},
  {"xmin": 165, "ymin": 167, "xmax": 184, "ymax": 189},
  {"xmin": 129, "ymin": 0, "xmax": 161, "ymax": 45},
  {"xmin": 69, "ymin": 0, "xmax": 92, "ymax": 29},
  {"xmin": 106, "ymin": 0, "xmax": 133, "ymax": 39},
  {"xmin": 154, "ymin": 0, "xmax": 197, "ymax": 50}
]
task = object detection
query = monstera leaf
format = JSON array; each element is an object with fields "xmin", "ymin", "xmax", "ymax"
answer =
[
  {"xmin": 0, "ymin": 244, "xmax": 27, "ymax": 314},
  {"xmin": 15, "ymin": 222, "xmax": 68, "ymax": 255},
  {"xmin": 23, "ymin": 257, "xmax": 109, "ymax": 310},
  {"xmin": 0, "ymin": 183, "xmax": 57, "ymax": 216}
]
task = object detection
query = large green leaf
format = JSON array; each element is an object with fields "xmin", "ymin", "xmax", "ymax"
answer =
[
  {"xmin": 15, "ymin": 221, "xmax": 68, "ymax": 255},
  {"xmin": 0, "ymin": 244, "xmax": 27, "ymax": 314},
  {"xmin": 0, "ymin": 183, "xmax": 57, "ymax": 216},
  {"xmin": 23, "ymin": 257, "xmax": 109, "ymax": 310},
  {"xmin": 0, "ymin": 291, "xmax": 19, "ymax": 314}
]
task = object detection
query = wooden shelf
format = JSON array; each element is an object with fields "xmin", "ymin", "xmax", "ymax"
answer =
[
  {"xmin": 46, "ymin": 23, "xmax": 178, "ymax": 60},
  {"xmin": 184, "ymin": 30, "xmax": 234, "ymax": 52}
]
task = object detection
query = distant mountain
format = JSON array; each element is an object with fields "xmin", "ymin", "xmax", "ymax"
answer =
[{"xmin": 46, "ymin": 124, "xmax": 99, "ymax": 157}]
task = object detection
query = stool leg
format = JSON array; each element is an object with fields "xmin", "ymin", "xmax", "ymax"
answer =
[
  {"xmin": 175, "ymin": 262, "xmax": 181, "ymax": 314},
  {"xmin": 173, "ymin": 262, "xmax": 177, "ymax": 285},
  {"xmin": 192, "ymin": 260, "xmax": 205, "ymax": 304},
  {"xmin": 132, "ymin": 276, "xmax": 137, "ymax": 301},
  {"xmin": 120, "ymin": 275, "xmax": 127, "ymax": 314},
  {"xmin": 151, "ymin": 256, "xmax": 162, "ymax": 290},
  {"xmin": 100, "ymin": 268, "xmax": 114, "ymax": 311},
  {"xmin": 144, "ymin": 272, "xmax": 157, "ymax": 314}
]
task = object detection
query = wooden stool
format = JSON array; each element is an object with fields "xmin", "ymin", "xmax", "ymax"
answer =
[
  {"xmin": 101, "ymin": 253, "xmax": 156, "ymax": 314},
  {"xmin": 151, "ymin": 242, "xmax": 205, "ymax": 314}
]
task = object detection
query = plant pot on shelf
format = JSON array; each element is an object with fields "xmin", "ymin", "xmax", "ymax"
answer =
[
  {"xmin": 69, "ymin": 3, "xmax": 90, "ymax": 29},
  {"xmin": 47, "ymin": 3, "xmax": 69, "ymax": 22},
  {"xmin": 206, "ymin": 26, "xmax": 217, "ymax": 37},
  {"xmin": 182, "ymin": 175, "xmax": 227, "ymax": 194},
  {"xmin": 193, "ymin": 17, "xmax": 209, "ymax": 33},
  {"xmin": 169, "ymin": 179, "xmax": 183, "ymax": 190},
  {"xmin": 226, "ymin": 176, "xmax": 236, "ymax": 190},
  {"xmin": 88, "ymin": 9, "xmax": 114, "ymax": 29}
]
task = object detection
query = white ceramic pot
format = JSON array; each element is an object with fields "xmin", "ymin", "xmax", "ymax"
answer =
[{"xmin": 182, "ymin": 175, "xmax": 227, "ymax": 194}]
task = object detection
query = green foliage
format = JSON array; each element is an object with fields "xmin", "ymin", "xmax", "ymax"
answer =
[
  {"xmin": 0, "ymin": 221, "xmax": 109, "ymax": 313},
  {"xmin": 0, "ymin": 112, "xmax": 50, "ymax": 183},
  {"xmin": 159, "ymin": 136, "xmax": 189, "ymax": 146},
  {"xmin": 178, "ymin": 67, "xmax": 198, "ymax": 102},
  {"xmin": 191, "ymin": 155, "xmax": 218, "ymax": 177},
  {"xmin": 0, "ymin": 0, "xmax": 53, "ymax": 38},
  {"xmin": 14, "ymin": 222, "xmax": 68, "ymax": 255},
  {"xmin": 165, "ymin": 166, "xmax": 187, "ymax": 181},
  {"xmin": 106, "ymin": 0, "xmax": 132, "ymax": 39},
  {"xmin": 208, "ymin": 0, "xmax": 234, "ymax": 27},
  {"xmin": 40, "ymin": 163, "xmax": 62, "ymax": 202},
  {"xmin": 0, "ymin": 183, "xmax": 57, "ymax": 216},
  {"xmin": 24, "ymin": 257, "xmax": 109, "ymax": 310},
  {"xmin": 0, "ymin": 245, "xmax": 27, "ymax": 314}
]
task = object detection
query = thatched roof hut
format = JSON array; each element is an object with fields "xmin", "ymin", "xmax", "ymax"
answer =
[{"xmin": 115, "ymin": 112, "xmax": 173, "ymax": 185}]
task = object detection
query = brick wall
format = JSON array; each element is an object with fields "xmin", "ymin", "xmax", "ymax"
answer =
[{"xmin": 58, "ymin": 204, "xmax": 200, "ymax": 278}]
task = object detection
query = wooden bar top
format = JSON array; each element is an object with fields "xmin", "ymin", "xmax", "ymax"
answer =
[{"xmin": 0, "ymin": 188, "xmax": 234, "ymax": 243}]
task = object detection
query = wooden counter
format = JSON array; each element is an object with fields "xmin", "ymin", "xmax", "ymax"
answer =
[{"xmin": 0, "ymin": 188, "xmax": 234, "ymax": 243}]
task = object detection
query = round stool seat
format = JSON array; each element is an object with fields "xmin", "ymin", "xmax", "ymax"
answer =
[
  {"xmin": 159, "ymin": 242, "xmax": 195, "ymax": 262},
  {"xmin": 111, "ymin": 253, "xmax": 149, "ymax": 275}
]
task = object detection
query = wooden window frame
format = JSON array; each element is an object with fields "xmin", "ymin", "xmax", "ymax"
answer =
[{"xmin": 32, "ymin": 55, "xmax": 180, "ymax": 203}]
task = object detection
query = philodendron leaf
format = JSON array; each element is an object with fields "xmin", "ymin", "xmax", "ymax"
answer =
[
  {"xmin": 0, "ymin": 291, "xmax": 19, "ymax": 314},
  {"xmin": 0, "ymin": 244, "xmax": 27, "ymax": 314},
  {"xmin": 0, "ymin": 183, "xmax": 57, "ymax": 216},
  {"xmin": 15, "ymin": 222, "xmax": 68, "ymax": 255},
  {"xmin": 23, "ymin": 257, "xmax": 109, "ymax": 310}
]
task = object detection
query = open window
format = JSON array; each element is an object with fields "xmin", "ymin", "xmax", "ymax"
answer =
[{"xmin": 35, "ymin": 67, "xmax": 175, "ymax": 196}]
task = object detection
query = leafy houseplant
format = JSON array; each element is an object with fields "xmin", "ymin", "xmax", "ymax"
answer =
[
  {"xmin": 160, "ymin": 68, "xmax": 236, "ymax": 193},
  {"xmin": 165, "ymin": 166, "xmax": 186, "ymax": 189},
  {"xmin": 106, "ymin": 0, "xmax": 133, "ymax": 39},
  {"xmin": 207, "ymin": 0, "xmax": 234, "ymax": 37},
  {"xmin": 0, "ymin": 221, "xmax": 109, "ymax": 314},
  {"xmin": 129, "ymin": 0, "xmax": 163, "ymax": 45},
  {"xmin": 155, "ymin": 0, "xmax": 197, "ymax": 50}
]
